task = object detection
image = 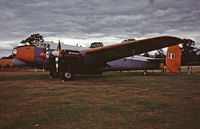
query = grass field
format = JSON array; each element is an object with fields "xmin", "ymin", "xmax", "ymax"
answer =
[{"xmin": 0, "ymin": 67, "xmax": 200, "ymax": 129}]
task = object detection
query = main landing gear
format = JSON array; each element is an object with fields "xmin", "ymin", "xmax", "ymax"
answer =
[
  {"xmin": 65, "ymin": 72, "xmax": 72, "ymax": 79},
  {"xmin": 49, "ymin": 68, "xmax": 73, "ymax": 81},
  {"xmin": 60, "ymin": 64, "xmax": 73, "ymax": 81},
  {"xmin": 62, "ymin": 71, "xmax": 73, "ymax": 81},
  {"xmin": 48, "ymin": 55, "xmax": 73, "ymax": 81}
]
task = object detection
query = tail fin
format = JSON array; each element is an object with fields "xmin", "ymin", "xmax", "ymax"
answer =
[{"xmin": 166, "ymin": 45, "xmax": 181, "ymax": 72}]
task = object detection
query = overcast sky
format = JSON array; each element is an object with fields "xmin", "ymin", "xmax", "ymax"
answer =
[{"xmin": 0, "ymin": 0, "xmax": 200, "ymax": 57}]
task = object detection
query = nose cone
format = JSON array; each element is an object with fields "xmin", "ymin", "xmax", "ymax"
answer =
[
  {"xmin": 12, "ymin": 58, "xmax": 26, "ymax": 67},
  {"xmin": 14, "ymin": 46, "xmax": 35, "ymax": 62}
]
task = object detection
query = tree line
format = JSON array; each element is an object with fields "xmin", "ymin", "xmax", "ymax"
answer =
[
  {"xmin": 20, "ymin": 33, "xmax": 44, "ymax": 45},
  {"xmin": 144, "ymin": 38, "xmax": 200, "ymax": 65}
]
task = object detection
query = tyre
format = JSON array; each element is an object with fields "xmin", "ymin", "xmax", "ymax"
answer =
[{"xmin": 62, "ymin": 72, "xmax": 73, "ymax": 81}]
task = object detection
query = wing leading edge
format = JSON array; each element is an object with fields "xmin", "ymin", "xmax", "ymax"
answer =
[{"xmin": 82, "ymin": 36, "xmax": 183, "ymax": 62}]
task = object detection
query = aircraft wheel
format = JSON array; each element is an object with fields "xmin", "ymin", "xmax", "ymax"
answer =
[
  {"xmin": 63, "ymin": 72, "xmax": 73, "ymax": 81},
  {"xmin": 143, "ymin": 70, "xmax": 147, "ymax": 75}
]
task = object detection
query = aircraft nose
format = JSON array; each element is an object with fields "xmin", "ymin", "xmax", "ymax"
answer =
[{"xmin": 13, "ymin": 46, "xmax": 35, "ymax": 62}]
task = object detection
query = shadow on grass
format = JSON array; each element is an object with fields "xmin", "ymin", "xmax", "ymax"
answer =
[
  {"xmin": 72, "ymin": 72, "xmax": 178, "ymax": 82},
  {"xmin": 0, "ymin": 74, "xmax": 49, "ymax": 81},
  {"xmin": 103, "ymin": 71, "xmax": 179, "ymax": 77},
  {"xmin": 0, "ymin": 71, "xmax": 191, "ymax": 82}
]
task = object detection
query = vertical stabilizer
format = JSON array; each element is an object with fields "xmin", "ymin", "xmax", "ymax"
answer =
[{"xmin": 166, "ymin": 45, "xmax": 181, "ymax": 72}]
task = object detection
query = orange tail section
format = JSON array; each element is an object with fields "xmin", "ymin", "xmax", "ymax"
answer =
[{"xmin": 166, "ymin": 45, "xmax": 181, "ymax": 72}]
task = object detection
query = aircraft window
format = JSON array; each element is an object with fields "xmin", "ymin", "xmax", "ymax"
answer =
[
  {"xmin": 12, "ymin": 48, "xmax": 17, "ymax": 56},
  {"xmin": 169, "ymin": 53, "xmax": 174, "ymax": 59},
  {"xmin": 90, "ymin": 42, "xmax": 104, "ymax": 48}
]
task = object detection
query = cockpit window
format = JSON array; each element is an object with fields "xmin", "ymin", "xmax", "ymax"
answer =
[{"xmin": 12, "ymin": 48, "xmax": 17, "ymax": 56}]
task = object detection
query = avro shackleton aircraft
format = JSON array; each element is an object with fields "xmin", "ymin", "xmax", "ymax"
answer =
[{"xmin": 12, "ymin": 36, "xmax": 183, "ymax": 80}]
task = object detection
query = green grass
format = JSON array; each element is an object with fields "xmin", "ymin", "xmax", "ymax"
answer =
[{"xmin": 0, "ymin": 70, "xmax": 200, "ymax": 129}]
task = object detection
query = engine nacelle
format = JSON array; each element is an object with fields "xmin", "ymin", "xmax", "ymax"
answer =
[{"xmin": 166, "ymin": 45, "xmax": 181, "ymax": 72}]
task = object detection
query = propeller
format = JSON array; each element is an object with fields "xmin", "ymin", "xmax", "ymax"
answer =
[
  {"xmin": 52, "ymin": 40, "xmax": 61, "ymax": 57},
  {"xmin": 54, "ymin": 40, "xmax": 62, "ymax": 73},
  {"xmin": 40, "ymin": 40, "xmax": 72, "ymax": 80},
  {"xmin": 57, "ymin": 40, "xmax": 61, "ymax": 51},
  {"xmin": 41, "ymin": 40, "xmax": 62, "ymax": 78},
  {"xmin": 41, "ymin": 40, "xmax": 72, "ymax": 80}
]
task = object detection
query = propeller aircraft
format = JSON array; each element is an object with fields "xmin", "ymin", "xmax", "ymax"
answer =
[{"xmin": 12, "ymin": 36, "xmax": 183, "ymax": 80}]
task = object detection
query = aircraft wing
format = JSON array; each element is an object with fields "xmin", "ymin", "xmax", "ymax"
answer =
[{"xmin": 81, "ymin": 36, "xmax": 183, "ymax": 62}]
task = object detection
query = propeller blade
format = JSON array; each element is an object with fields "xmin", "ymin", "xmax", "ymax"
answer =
[{"xmin": 57, "ymin": 40, "xmax": 61, "ymax": 51}]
